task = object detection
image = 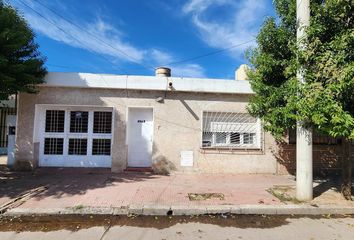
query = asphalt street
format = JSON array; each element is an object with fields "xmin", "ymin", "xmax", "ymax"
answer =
[{"xmin": 0, "ymin": 215, "xmax": 353, "ymax": 240}]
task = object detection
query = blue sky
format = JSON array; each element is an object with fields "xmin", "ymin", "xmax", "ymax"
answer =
[{"xmin": 9, "ymin": 0, "xmax": 275, "ymax": 79}]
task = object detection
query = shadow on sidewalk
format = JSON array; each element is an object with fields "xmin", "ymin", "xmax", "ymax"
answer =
[
  {"xmin": 0, "ymin": 166, "xmax": 160, "ymax": 202},
  {"xmin": 313, "ymin": 177, "xmax": 354, "ymax": 198}
]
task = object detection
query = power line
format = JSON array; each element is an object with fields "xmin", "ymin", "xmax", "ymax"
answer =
[
  {"xmin": 15, "ymin": 0, "xmax": 131, "ymax": 75},
  {"xmin": 164, "ymin": 39, "xmax": 255, "ymax": 66},
  {"xmin": 26, "ymin": 0, "xmax": 257, "ymax": 68},
  {"xmin": 31, "ymin": 0, "xmax": 154, "ymax": 71},
  {"xmin": 15, "ymin": 0, "xmax": 258, "ymax": 74}
]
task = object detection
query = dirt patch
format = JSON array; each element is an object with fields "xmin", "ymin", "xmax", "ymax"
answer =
[
  {"xmin": 267, "ymin": 186, "xmax": 302, "ymax": 204},
  {"xmin": 188, "ymin": 193, "xmax": 225, "ymax": 201},
  {"xmin": 268, "ymin": 182, "xmax": 354, "ymax": 206},
  {"xmin": 0, "ymin": 214, "xmax": 352, "ymax": 232}
]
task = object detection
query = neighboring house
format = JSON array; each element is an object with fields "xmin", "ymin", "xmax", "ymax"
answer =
[
  {"xmin": 0, "ymin": 97, "xmax": 16, "ymax": 155},
  {"xmin": 13, "ymin": 67, "xmax": 353, "ymax": 174}
]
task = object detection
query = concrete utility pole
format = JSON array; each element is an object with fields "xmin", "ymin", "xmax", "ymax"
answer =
[{"xmin": 296, "ymin": 0, "xmax": 313, "ymax": 201}]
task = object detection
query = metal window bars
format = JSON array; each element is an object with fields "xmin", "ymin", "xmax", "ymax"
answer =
[
  {"xmin": 45, "ymin": 110, "xmax": 65, "ymax": 133},
  {"xmin": 44, "ymin": 138, "xmax": 64, "ymax": 155},
  {"xmin": 93, "ymin": 112, "xmax": 112, "ymax": 134},
  {"xmin": 68, "ymin": 138, "xmax": 87, "ymax": 155},
  {"xmin": 202, "ymin": 111, "xmax": 261, "ymax": 149},
  {"xmin": 70, "ymin": 111, "xmax": 89, "ymax": 133}
]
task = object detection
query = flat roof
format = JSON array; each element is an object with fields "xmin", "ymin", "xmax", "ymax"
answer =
[{"xmin": 41, "ymin": 72, "xmax": 254, "ymax": 95}]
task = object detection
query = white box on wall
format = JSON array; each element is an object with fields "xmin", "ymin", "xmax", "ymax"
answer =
[{"xmin": 180, "ymin": 151, "xmax": 193, "ymax": 167}]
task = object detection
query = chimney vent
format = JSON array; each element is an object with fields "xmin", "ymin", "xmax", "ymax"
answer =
[
  {"xmin": 155, "ymin": 67, "xmax": 171, "ymax": 77},
  {"xmin": 235, "ymin": 64, "xmax": 250, "ymax": 80}
]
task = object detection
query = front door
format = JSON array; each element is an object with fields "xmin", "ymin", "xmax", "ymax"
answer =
[{"xmin": 127, "ymin": 108, "xmax": 153, "ymax": 167}]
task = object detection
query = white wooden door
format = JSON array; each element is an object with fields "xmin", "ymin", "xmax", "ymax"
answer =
[{"xmin": 127, "ymin": 108, "xmax": 153, "ymax": 167}]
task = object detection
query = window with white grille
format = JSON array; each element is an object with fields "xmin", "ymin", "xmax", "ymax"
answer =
[
  {"xmin": 202, "ymin": 112, "xmax": 261, "ymax": 149},
  {"xmin": 45, "ymin": 110, "xmax": 65, "ymax": 132},
  {"xmin": 68, "ymin": 138, "xmax": 87, "ymax": 155},
  {"xmin": 92, "ymin": 139, "xmax": 111, "ymax": 155},
  {"xmin": 70, "ymin": 111, "xmax": 88, "ymax": 133},
  {"xmin": 44, "ymin": 138, "xmax": 64, "ymax": 155},
  {"xmin": 42, "ymin": 108, "xmax": 113, "ymax": 159},
  {"xmin": 93, "ymin": 112, "xmax": 112, "ymax": 133}
]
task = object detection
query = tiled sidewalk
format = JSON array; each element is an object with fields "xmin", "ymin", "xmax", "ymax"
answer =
[{"xmin": 1, "ymin": 168, "xmax": 293, "ymax": 210}]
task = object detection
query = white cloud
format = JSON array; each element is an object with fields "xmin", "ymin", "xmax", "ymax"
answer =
[
  {"xmin": 149, "ymin": 49, "xmax": 206, "ymax": 78},
  {"xmin": 150, "ymin": 49, "xmax": 172, "ymax": 65},
  {"xmin": 11, "ymin": 0, "xmax": 206, "ymax": 77},
  {"xmin": 182, "ymin": 0, "xmax": 234, "ymax": 13},
  {"xmin": 173, "ymin": 64, "xmax": 206, "ymax": 78},
  {"xmin": 183, "ymin": 0, "xmax": 269, "ymax": 58},
  {"xmin": 17, "ymin": 0, "xmax": 145, "ymax": 62}
]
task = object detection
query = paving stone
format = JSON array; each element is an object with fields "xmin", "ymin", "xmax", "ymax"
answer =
[
  {"xmin": 142, "ymin": 205, "xmax": 171, "ymax": 215},
  {"xmin": 112, "ymin": 206, "xmax": 129, "ymax": 215},
  {"xmin": 206, "ymin": 205, "xmax": 232, "ymax": 214},
  {"xmin": 171, "ymin": 205, "xmax": 207, "ymax": 216},
  {"xmin": 128, "ymin": 204, "xmax": 143, "ymax": 215}
]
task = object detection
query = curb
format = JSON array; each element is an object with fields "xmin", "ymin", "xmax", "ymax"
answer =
[{"xmin": 3, "ymin": 204, "xmax": 354, "ymax": 217}]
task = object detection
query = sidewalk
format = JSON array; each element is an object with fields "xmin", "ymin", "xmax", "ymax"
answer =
[{"xmin": 1, "ymin": 167, "xmax": 353, "ymax": 216}]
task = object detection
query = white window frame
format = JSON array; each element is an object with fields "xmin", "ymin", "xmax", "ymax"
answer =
[{"xmin": 201, "ymin": 111, "xmax": 262, "ymax": 150}]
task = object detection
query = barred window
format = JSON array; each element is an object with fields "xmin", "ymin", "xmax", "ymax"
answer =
[
  {"xmin": 70, "ymin": 111, "xmax": 88, "ymax": 133},
  {"xmin": 68, "ymin": 138, "xmax": 87, "ymax": 155},
  {"xmin": 92, "ymin": 139, "xmax": 111, "ymax": 155},
  {"xmin": 202, "ymin": 112, "xmax": 261, "ymax": 149},
  {"xmin": 93, "ymin": 112, "xmax": 112, "ymax": 134},
  {"xmin": 45, "ymin": 110, "xmax": 65, "ymax": 132},
  {"xmin": 44, "ymin": 138, "xmax": 64, "ymax": 155}
]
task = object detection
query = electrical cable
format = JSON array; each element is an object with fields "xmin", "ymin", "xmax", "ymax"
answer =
[{"xmin": 31, "ymin": 0, "xmax": 154, "ymax": 71}]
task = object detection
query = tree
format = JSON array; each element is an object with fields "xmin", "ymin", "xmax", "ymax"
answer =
[
  {"xmin": 0, "ymin": 1, "xmax": 46, "ymax": 101},
  {"xmin": 246, "ymin": 0, "xmax": 354, "ymax": 199}
]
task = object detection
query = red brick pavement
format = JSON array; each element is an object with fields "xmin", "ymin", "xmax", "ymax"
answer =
[{"xmin": 0, "ymin": 168, "xmax": 294, "ymax": 210}]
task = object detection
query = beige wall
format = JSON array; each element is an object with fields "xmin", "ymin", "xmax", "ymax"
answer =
[{"xmin": 15, "ymin": 87, "xmax": 278, "ymax": 173}]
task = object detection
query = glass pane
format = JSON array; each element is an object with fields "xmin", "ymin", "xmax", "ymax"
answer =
[
  {"xmin": 243, "ymin": 133, "xmax": 256, "ymax": 144},
  {"xmin": 92, "ymin": 139, "xmax": 111, "ymax": 155},
  {"xmin": 68, "ymin": 138, "xmax": 87, "ymax": 155},
  {"xmin": 202, "ymin": 132, "xmax": 212, "ymax": 147},
  {"xmin": 70, "ymin": 111, "xmax": 88, "ymax": 133},
  {"xmin": 93, "ymin": 112, "xmax": 112, "ymax": 134},
  {"xmin": 45, "ymin": 110, "xmax": 65, "ymax": 133},
  {"xmin": 230, "ymin": 132, "xmax": 240, "ymax": 144},
  {"xmin": 215, "ymin": 133, "xmax": 227, "ymax": 144},
  {"xmin": 44, "ymin": 138, "xmax": 64, "ymax": 155}
]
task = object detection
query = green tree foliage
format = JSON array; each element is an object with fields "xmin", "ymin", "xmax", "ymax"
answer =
[
  {"xmin": 299, "ymin": 0, "xmax": 354, "ymax": 140},
  {"xmin": 0, "ymin": 1, "xmax": 46, "ymax": 101},
  {"xmin": 247, "ymin": 0, "xmax": 353, "ymax": 141},
  {"xmin": 247, "ymin": 0, "xmax": 353, "ymax": 199}
]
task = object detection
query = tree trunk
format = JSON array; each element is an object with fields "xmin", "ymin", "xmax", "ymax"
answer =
[{"xmin": 341, "ymin": 139, "xmax": 352, "ymax": 200}]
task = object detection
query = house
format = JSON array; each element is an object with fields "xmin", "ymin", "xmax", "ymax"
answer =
[
  {"xmin": 13, "ymin": 66, "xmax": 350, "ymax": 174},
  {"xmin": 0, "ymin": 96, "xmax": 16, "ymax": 156}
]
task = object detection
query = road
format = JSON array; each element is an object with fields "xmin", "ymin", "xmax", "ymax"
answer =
[{"xmin": 0, "ymin": 215, "xmax": 353, "ymax": 240}]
